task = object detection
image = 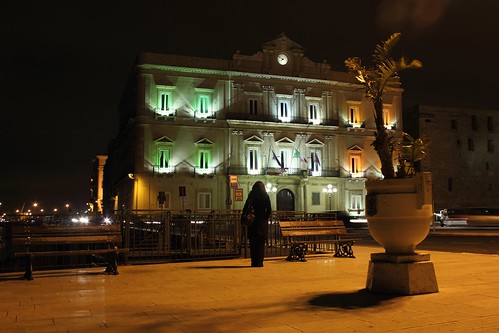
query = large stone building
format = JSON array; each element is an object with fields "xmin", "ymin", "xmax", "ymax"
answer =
[
  {"xmin": 404, "ymin": 105, "xmax": 499, "ymax": 210},
  {"xmin": 103, "ymin": 34, "xmax": 405, "ymax": 216}
]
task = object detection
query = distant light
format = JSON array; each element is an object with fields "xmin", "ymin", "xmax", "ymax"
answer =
[{"xmin": 79, "ymin": 217, "xmax": 89, "ymax": 224}]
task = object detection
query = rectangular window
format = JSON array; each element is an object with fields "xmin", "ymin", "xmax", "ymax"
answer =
[
  {"xmin": 198, "ymin": 150, "xmax": 210, "ymax": 169},
  {"xmin": 309, "ymin": 151, "xmax": 321, "ymax": 172},
  {"xmin": 468, "ymin": 138, "xmax": 474, "ymax": 151},
  {"xmin": 309, "ymin": 104, "xmax": 318, "ymax": 122},
  {"xmin": 198, "ymin": 192, "xmax": 212, "ymax": 209},
  {"xmin": 348, "ymin": 105, "xmax": 361, "ymax": 127},
  {"xmin": 311, "ymin": 192, "xmax": 321, "ymax": 206},
  {"xmin": 351, "ymin": 156, "xmax": 361, "ymax": 174},
  {"xmin": 448, "ymin": 178, "xmax": 453, "ymax": 192},
  {"xmin": 451, "ymin": 119, "xmax": 457, "ymax": 129},
  {"xmin": 249, "ymin": 99, "xmax": 258, "ymax": 115},
  {"xmin": 471, "ymin": 115, "xmax": 477, "ymax": 130},
  {"xmin": 278, "ymin": 101, "xmax": 290, "ymax": 122},
  {"xmin": 488, "ymin": 116, "xmax": 493, "ymax": 131},
  {"xmin": 280, "ymin": 149, "xmax": 291, "ymax": 168},
  {"xmin": 160, "ymin": 93, "xmax": 169, "ymax": 111},
  {"xmin": 198, "ymin": 95, "xmax": 210, "ymax": 115},
  {"xmin": 248, "ymin": 147, "xmax": 259, "ymax": 172},
  {"xmin": 350, "ymin": 194, "xmax": 362, "ymax": 210},
  {"xmin": 157, "ymin": 192, "xmax": 171, "ymax": 209},
  {"xmin": 383, "ymin": 107, "xmax": 391, "ymax": 127},
  {"xmin": 488, "ymin": 139, "xmax": 494, "ymax": 152},
  {"xmin": 158, "ymin": 148, "xmax": 170, "ymax": 172}
]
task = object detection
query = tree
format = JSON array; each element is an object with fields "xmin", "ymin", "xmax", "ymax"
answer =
[{"xmin": 345, "ymin": 33, "xmax": 422, "ymax": 179}]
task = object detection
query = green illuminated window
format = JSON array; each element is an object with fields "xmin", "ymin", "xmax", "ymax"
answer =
[
  {"xmin": 156, "ymin": 88, "xmax": 174, "ymax": 116},
  {"xmin": 158, "ymin": 148, "xmax": 170, "ymax": 170},
  {"xmin": 198, "ymin": 150, "xmax": 210, "ymax": 170},
  {"xmin": 197, "ymin": 95, "xmax": 211, "ymax": 116},
  {"xmin": 159, "ymin": 93, "xmax": 169, "ymax": 111}
]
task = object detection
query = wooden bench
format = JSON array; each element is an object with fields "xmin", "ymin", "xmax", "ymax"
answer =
[
  {"xmin": 279, "ymin": 220, "xmax": 360, "ymax": 262},
  {"xmin": 11, "ymin": 223, "xmax": 129, "ymax": 280}
]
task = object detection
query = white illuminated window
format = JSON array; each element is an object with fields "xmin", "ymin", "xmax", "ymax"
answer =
[
  {"xmin": 350, "ymin": 194, "xmax": 362, "ymax": 211},
  {"xmin": 248, "ymin": 147, "xmax": 260, "ymax": 174},
  {"xmin": 278, "ymin": 101, "xmax": 290, "ymax": 122},
  {"xmin": 309, "ymin": 104, "xmax": 319, "ymax": 124}
]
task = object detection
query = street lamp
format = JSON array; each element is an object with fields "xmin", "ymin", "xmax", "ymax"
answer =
[
  {"xmin": 322, "ymin": 184, "xmax": 337, "ymax": 211},
  {"xmin": 265, "ymin": 183, "xmax": 277, "ymax": 194}
]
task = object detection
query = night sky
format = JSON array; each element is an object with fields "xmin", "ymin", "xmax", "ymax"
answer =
[{"xmin": 1, "ymin": 0, "xmax": 498, "ymax": 214}]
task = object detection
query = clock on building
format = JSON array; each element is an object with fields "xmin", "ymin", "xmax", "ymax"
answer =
[{"xmin": 277, "ymin": 53, "xmax": 288, "ymax": 65}]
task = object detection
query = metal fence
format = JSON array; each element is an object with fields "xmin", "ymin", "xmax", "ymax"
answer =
[{"xmin": 0, "ymin": 210, "xmax": 339, "ymax": 272}]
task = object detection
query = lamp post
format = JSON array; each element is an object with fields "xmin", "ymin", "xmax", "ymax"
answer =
[{"xmin": 322, "ymin": 184, "xmax": 337, "ymax": 211}]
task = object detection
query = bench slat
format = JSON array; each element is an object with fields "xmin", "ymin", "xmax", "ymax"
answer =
[
  {"xmin": 281, "ymin": 229, "xmax": 346, "ymax": 237},
  {"xmin": 279, "ymin": 220, "xmax": 344, "ymax": 227}
]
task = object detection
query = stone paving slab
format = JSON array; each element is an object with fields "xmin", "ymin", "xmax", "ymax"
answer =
[{"xmin": 1, "ymin": 245, "xmax": 499, "ymax": 332}]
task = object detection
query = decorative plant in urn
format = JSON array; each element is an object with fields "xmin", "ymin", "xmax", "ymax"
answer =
[
  {"xmin": 345, "ymin": 33, "xmax": 438, "ymax": 295},
  {"xmin": 345, "ymin": 32, "xmax": 422, "ymax": 180}
]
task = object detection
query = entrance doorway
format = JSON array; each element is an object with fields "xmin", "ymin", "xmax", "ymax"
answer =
[{"xmin": 276, "ymin": 189, "xmax": 295, "ymax": 211}]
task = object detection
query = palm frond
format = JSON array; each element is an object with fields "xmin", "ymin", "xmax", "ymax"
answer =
[{"xmin": 373, "ymin": 33, "xmax": 401, "ymax": 64}]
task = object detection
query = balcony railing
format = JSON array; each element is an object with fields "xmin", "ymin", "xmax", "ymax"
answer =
[{"xmin": 225, "ymin": 112, "xmax": 339, "ymax": 126}]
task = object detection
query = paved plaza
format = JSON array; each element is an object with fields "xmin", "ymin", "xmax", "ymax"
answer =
[{"xmin": 1, "ymin": 244, "xmax": 499, "ymax": 332}]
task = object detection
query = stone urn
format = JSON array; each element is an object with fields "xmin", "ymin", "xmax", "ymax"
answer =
[
  {"xmin": 365, "ymin": 172, "xmax": 433, "ymax": 254},
  {"xmin": 365, "ymin": 172, "xmax": 438, "ymax": 295}
]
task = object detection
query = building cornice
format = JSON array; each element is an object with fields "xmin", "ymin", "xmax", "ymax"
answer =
[{"xmin": 138, "ymin": 64, "xmax": 358, "ymax": 89}]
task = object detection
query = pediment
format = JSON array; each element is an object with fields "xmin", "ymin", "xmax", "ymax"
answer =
[
  {"xmin": 195, "ymin": 138, "xmax": 214, "ymax": 147},
  {"xmin": 154, "ymin": 136, "xmax": 174, "ymax": 144},
  {"xmin": 348, "ymin": 144, "xmax": 363, "ymax": 151},
  {"xmin": 262, "ymin": 33, "xmax": 304, "ymax": 53},
  {"xmin": 276, "ymin": 137, "xmax": 294, "ymax": 145},
  {"xmin": 244, "ymin": 135, "xmax": 264, "ymax": 144},
  {"xmin": 306, "ymin": 138, "xmax": 324, "ymax": 147}
]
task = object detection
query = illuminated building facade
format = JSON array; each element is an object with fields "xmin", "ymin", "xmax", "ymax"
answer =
[
  {"xmin": 104, "ymin": 34, "xmax": 404, "ymax": 216},
  {"xmin": 404, "ymin": 105, "xmax": 499, "ymax": 210}
]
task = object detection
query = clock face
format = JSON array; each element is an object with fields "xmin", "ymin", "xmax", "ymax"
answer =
[{"xmin": 277, "ymin": 53, "xmax": 288, "ymax": 65}]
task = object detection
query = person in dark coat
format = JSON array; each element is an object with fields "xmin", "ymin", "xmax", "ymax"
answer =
[{"xmin": 241, "ymin": 181, "xmax": 272, "ymax": 267}]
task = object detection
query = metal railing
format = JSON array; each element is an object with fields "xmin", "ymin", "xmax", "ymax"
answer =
[{"xmin": 0, "ymin": 210, "xmax": 339, "ymax": 272}]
